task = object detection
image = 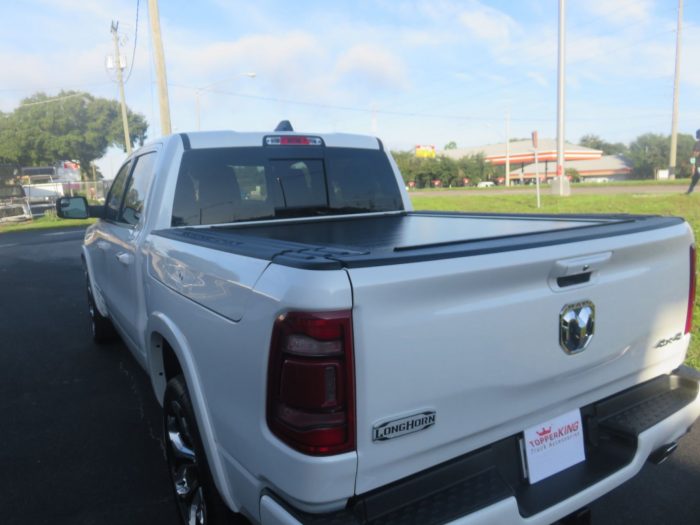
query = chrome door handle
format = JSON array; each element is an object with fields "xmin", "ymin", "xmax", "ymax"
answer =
[{"xmin": 116, "ymin": 252, "xmax": 133, "ymax": 266}]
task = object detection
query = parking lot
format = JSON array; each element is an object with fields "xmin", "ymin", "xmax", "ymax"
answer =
[
  {"xmin": 2, "ymin": 227, "xmax": 700, "ymax": 524},
  {"xmin": 1, "ymin": 228, "xmax": 177, "ymax": 525}
]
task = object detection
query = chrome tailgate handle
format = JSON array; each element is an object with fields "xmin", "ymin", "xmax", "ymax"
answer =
[
  {"xmin": 551, "ymin": 252, "xmax": 612, "ymax": 278},
  {"xmin": 549, "ymin": 252, "xmax": 612, "ymax": 290}
]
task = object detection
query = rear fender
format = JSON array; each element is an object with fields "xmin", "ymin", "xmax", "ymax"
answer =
[{"xmin": 146, "ymin": 311, "xmax": 239, "ymax": 513}]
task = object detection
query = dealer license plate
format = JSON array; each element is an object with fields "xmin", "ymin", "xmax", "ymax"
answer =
[{"xmin": 523, "ymin": 409, "xmax": 586, "ymax": 484}]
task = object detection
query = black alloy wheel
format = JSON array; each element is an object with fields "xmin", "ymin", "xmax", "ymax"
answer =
[{"xmin": 164, "ymin": 376, "xmax": 242, "ymax": 525}]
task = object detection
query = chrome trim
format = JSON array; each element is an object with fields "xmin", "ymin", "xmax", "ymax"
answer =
[
  {"xmin": 559, "ymin": 301, "xmax": 595, "ymax": 354},
  {"xmin": 168, "ymin": 429, "xmax": 196, "ymax": 461}
]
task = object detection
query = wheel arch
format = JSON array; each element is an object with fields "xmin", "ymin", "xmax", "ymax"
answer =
[
  {"xmin": 82, "ymin": 245, "xmax": 109, "ymax": 317},
  {"xmin": 146, "ymin": 312, "xmax": 240, "ymax": 514}
]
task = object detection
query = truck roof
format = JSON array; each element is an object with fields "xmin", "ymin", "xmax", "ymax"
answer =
[{"xmin": 146, "ymin": 130, "xmax": 383, "ymax": 152}]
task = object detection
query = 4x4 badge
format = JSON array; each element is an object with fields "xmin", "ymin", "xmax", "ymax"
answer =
[{"xmin": 560, "ymin": 301, "xmax": 595, "ymax": 354}]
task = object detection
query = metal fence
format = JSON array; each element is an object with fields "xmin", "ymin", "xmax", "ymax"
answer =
[{"xmin": 23, "ymin": 180, "xmax": 111, "ymax": 204}]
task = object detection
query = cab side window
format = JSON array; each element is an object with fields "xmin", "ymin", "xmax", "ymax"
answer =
[
  {"xmin": 120, "ymin": 153, "xmax": 157, "ymax": 226},
  {"xmin": 104, "ymin": 161, "xmax": 132, "ymax": 222}
]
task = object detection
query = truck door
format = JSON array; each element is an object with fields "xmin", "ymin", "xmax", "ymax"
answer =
[
  {"xmin": 88, "ymin": 160, "xmax": 132, "ymax": 310},
  {"xmin": 101, "ymin": 151, "xmax": 157, "ymax": 358}
]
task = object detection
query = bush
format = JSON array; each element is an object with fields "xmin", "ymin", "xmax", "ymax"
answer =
[{"xmin": 42, "ymin": 208, "xmax": 58, "ymax": 220}]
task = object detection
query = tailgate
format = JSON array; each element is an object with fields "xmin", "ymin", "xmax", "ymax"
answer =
[{"xmin": 349, "ymin": 221, "xmax": 693, "ymax": 494}]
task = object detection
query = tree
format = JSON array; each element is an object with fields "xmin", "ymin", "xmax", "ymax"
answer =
[
  {"xmin": 628, "ymin": 133, "xmax": 670, "ymax": 179},
  {"xmin": 565, "ymin": 168, "xmax": 581, "ymax": 183},
  {"xmin": 444, "ymin": 141, "xmax": 457, "ymax": 150},
  {"xmin": 579, "ymin": 134, "xmax": 627, "ymax": 156},
  {"xmin": 0, "ymin": 91, "xmax": 148, "ymax": 179},
  {"xmin": 675, "ymin": 133, "xmax": 696, "ymax": 179},
  {"xmin": 391, "ymin": 150, "xmax": 416, "ymax": 186}
]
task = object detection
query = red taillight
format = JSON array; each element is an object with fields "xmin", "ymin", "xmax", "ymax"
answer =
[
  {"xmin": 267, "ymin": 311, "xmax": 355, "ymax": 455},
  {"xmin": 264, "ymin": 135, "xmax": 323, "ymax": 146},
  {"xmin": 281, "ymin": 136, "xmax": 310, "ymax": 145},
  {"xmin": 686, "ymin": 245, "xmax": 696, "ymax": 335}
]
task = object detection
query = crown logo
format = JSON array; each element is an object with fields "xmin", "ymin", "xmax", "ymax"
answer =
[{"xmin": 536, "ymin": 426, "xmax": 552, "ymax": 437}]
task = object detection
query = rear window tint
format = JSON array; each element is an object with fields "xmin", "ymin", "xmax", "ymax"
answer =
[{"xmin": 172, "ymin": 146, "xmax": 402, "ymax": 226}]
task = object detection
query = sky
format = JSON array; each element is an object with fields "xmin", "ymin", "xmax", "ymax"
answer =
[{"xmin": 1, "ymin": 0, "xmax": 700, "ymax": 177}]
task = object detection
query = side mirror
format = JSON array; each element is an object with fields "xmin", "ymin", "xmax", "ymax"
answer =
[{"xmin": 56, "ymin": 196, "xmax": 89, "ymax": 219}]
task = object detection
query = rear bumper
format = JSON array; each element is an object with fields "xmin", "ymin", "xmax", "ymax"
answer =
[{"xmin": 259, "ymin": 368, "xmax": 700, "ymax": 525}]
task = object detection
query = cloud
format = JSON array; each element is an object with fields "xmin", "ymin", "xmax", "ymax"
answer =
[
  {"xmin": 680, "ymin": 22, "xmax": 700, "ymax": 88},
  {"xmin": 2, "ymin": 0, "xmax": 698, "ymax": 160},
  {"xmin": 166, "ymin": 30, "xmax": 324, "ymax": 89},
  {"xmin": 580, "ymin": 0, "xmax": 655, "ymax": 26},
  {"xmin": 334, "ymin": 44, "xmax": 408, "ymax": 90},
  {"xmin": 458, "ymin": 2, "xmax": 520, "ymax": 47},
  {"xmin": 526, "ymin": 71, "xmax": 548, "ymax": 87},
  {"xmin": 35, "ymin": 0, "xmax": 124, "ymax": 21}
]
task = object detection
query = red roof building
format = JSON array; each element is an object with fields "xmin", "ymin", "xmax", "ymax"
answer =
[{"xmin": 440, "ymin": 138, "xmax": 603, "ymax": 166}]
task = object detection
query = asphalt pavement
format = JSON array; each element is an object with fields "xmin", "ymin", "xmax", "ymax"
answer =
[
  {"xmin": 1, "ymin": 226, "xmax": 700, "ymax": 525},
  {"xmin": 1, "ymin": 227, "xmax": 177, "ymax": 525}
]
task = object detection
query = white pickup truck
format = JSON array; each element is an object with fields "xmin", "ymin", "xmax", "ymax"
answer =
[{"xmin": 57, "ymin": 124, "xmax": 700, "ymax": 525}]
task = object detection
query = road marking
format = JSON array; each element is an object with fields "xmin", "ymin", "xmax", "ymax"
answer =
[
  {"xmin": 43, "ymin": 231, "xmax": 81, "ymax": 236},
  {"xmin": 0, "ymin": 243, "xmax": 18, "ymax": 248}
]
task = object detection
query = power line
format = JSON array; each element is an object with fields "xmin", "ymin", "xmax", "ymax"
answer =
[
  {"xmin": 0, "ymin": 82, "xmax": 111, "ymax": 94},
  {"xmin": 18, "ymin": 92, "xmax": 89, "ymax": 108},
  {"xmin": 164, "ymin": 6, "xmax": 682, "ymax": 131},
  {"xmin": 378, "ymin": 0, "xmax": 675, "ymax": 116},
  {"xmin": 173, "ymin": 82, "xmax": 671, "ymax": 125},
  {"xmin": 419, "ymin": 26, "xmax": 676, "ymax": 121},
  {"xmin": 169, "ymin": 82, "xmax": 549, "ymax": 122},
  {"xmin": 124, "ymin": 0, "xmax": 140, "ymax": 83}
]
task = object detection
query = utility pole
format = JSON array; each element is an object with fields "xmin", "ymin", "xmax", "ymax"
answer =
[
  {"xmin": 555, "ymin": 0, "xmax": 570, "ymax": 196},
  {"xmin": 669, "ymin": 0, "xmax": 683, "ymax": 179},
  {"xmin": 505, "ymin": 111, "xmax": 510, "ymax": 187},
  {"xmin": 148, "ymin": 0, "xmax": 172, "ymax": 135},
  {"xmin": 110, "ymin": 21, "xmax": 132, "ymax": 155}
]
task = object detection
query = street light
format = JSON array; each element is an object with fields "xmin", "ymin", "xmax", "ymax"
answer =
[{"xmin": 195, "ymin": 72, "xmax": 257, "ymax": 130}]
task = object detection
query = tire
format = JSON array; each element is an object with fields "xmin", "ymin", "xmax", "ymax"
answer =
[
  {"xmin": 164, "ymin": 375, "xmax": 244, "ymax": 525},
  {"xmin": 86, "ymin": 273, "xmax": 116, "ymax": 344}
]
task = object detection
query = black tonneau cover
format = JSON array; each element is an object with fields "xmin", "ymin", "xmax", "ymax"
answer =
[{"xmin": 153, "ymin": 211, "xmax": 685, "ymax": 270}]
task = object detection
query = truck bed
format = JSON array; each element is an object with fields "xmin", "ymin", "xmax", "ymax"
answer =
[{"xmin": 153, "ymin": 211, "xmax": 683, "ymax": 269}]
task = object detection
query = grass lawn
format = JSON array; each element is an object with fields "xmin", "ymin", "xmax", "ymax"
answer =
[
  {"xmin": 0, "ymin": 214, "xmax": 95, "ymax": 233},
  {"xmin": 411, "ymin": 179, "xmax": 688, "ymax": 193},
  {"xmin": 412, "ymin": 191, "xmax": 700, "ymax": 369}
]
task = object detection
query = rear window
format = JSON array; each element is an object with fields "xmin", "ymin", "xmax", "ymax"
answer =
[{"xmin": 171, "ymin": 146, "xmax": 403, "ymax": 226}]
